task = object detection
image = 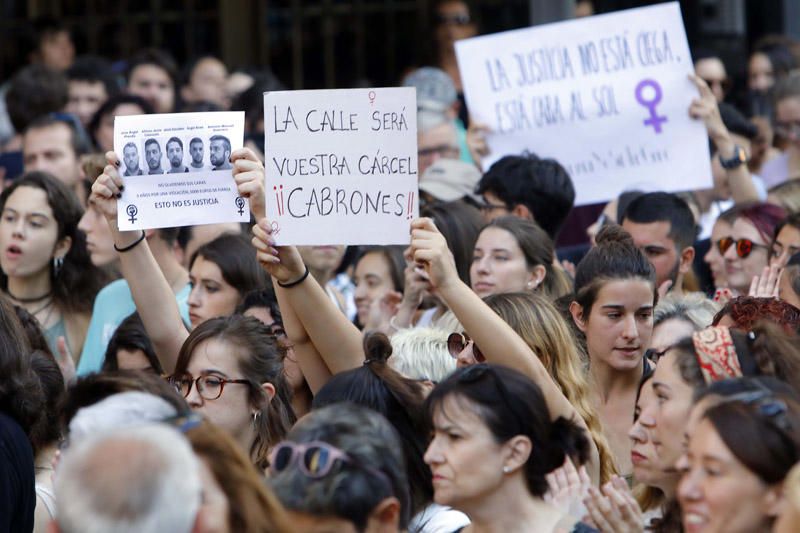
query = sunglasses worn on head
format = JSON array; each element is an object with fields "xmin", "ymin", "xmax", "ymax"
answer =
[
  {"xmin": 447, "ymin": 332, "xmax": 484, "ymax": 362},
  {"xmin": 716, "ymin": 237, "xmax": 768, "ymax": 259},
  {"xmin": 269, "ymin": 441, "xmax": 393, "ymax": 489}
]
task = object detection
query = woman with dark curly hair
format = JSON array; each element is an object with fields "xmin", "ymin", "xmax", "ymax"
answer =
[{"xmin": 0, "ymin": 172, "xmax": 110, "ymax": 357}]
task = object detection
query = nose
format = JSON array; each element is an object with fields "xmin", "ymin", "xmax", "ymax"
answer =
[
  {"xmin": 621, "ymin": 314, "xmax": 638, "ymax": 340},
  {"xmin": 628, "ymin": 419, "xmax": 648, "ymax": 444},
  {"xmin": 475, "ymin": 255, "xmax": 490, "ymax": 274},
  {"xmin": 353, "ymin": 282, "xmax": 368, "ymax": 302},
  {"xmin": 456, "ymin": 342, "xmax": 476, "ymax": 368},
  {"xmin": 185, "ymin": 381, "xmax": 205, "ymax": 409},
  {"xmin": 723, "ymin": 242, "xmax": 738, "ymax": 262},
  {"xmin": 187, "ymin": 285, "xmax": 201, "ymax": 308},
  {"xmin": 677, "ymin": 467, "xmax": 701, "ymax": 503},
  {"xmin": 78, "ymin": 210, "xmax": 92, "ymax": 233},
  {"xmin": 423, "ymin": 436, "xmax": 442, "ymax": 466}
]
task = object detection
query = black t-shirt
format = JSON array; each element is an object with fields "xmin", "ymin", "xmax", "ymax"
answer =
[{"xmin": 0, "ymin": 412, "xmax": 35, "ymax": 533}]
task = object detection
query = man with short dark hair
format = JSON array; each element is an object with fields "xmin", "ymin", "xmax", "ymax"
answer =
[
  {"xmin": 166, "ymin": 137, "xmax": 189, "ymax": 173},
  {"xmin": 209, "ymin": 135, "xmax": 232, "ymax": 170},
  {"xmin": 22, "ymin": 115, "xmax": 88, "ymax": 191},
  {"xmin": 123, "ymin": 142, "xmax": 143, "ymax": 176},
  {"xmin": 622, "ymin": 191, "xmax": 697, "ymax": 293},
  {"xmin": 475, "ymin": 153, "xmax": 575, "ymax": 240},
  {"xmin": 22, "ymin": 16, "xmax": 75, "ymax": 72},
  {"xmin": 66, "ymin": 56, "xmax": 120, "ymax": 126},
  {"xmin": 145, "ymin": 138, "xmax": 164, "ymax": 174},
  {"xmin": 126, "ymin": 49, "xmax": 178, "ymax": 114},
  {"xmin": 188, "ymin": 137, "xmax": 205, "ymax": 171}
]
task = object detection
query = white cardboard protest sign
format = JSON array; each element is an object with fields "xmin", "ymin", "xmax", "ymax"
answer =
[
  {"xmin": 264, "ymin": 87, "xmax": 418, "ymax": 245},
  {"xmin": 115, "ymin": 111, "xmax": 248, "ymax": 230},
  {"xmin": 456, "ymin": 2, "xmax": 712, "ymax": 206}
]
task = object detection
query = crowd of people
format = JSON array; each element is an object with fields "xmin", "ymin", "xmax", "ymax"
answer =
[{"xmin": 2, "ymin": 2, "xmax": 800, "ymax": 532}]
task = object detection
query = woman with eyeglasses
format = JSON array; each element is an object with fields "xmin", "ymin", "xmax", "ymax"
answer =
[
  {"xmin": 270, "ymin": 402, "xmax": 411, "ymax": 533},
  {"xmin": 89, "ymin": 149, "xmax": 295, "ymax": 468},
  {"xmin": 425, "ymin": 364, "xmax": 597, "ymax": 532},
  {"xmin": 760, "ymin": 72, "xmax": 800, "ymax": 187},
  {"xmin": 0, "ymin": 172, "xmax": 110, "ymax": 358},
  {"xmin": 703, "ymin": 206, "xmax": 740, "ymax": 294},
  {"xmin": 677, "ymin": 393, "xmax": 800, "ymax": 532},
  {"xmin": 721, "ymin": 203, "xmax": 786, "ymax": 296},
  {"xmin": 470, "ymin": 216, "xmax": 572, "ymax": 301}
]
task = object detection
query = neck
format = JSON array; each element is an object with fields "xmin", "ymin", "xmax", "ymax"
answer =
[
  {"xmin": 589, "ymin": 357, "xmax": 643, "ymax": 401},
  {"xmin": 291, "ymin": 388, "xmax": 313, "ymax": 419},
  {"xmin": 7, "ymin": 270, "xmax": 52, "ymax": 302},
  {"xmin": 460, "ymin": 476, "xmax": 564, "ymax": 533},
  {"xmin": 150, "ymin": 238, "xmax": 189, "ymax": 293},
  {"xmin": 308, "ymin": 266, "xmax": 332, "ymax": 286}
]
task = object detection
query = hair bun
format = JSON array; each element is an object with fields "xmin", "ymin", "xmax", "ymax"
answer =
[
  {"xmin": 543, "ymin": 416, "xmax": 591, "ymax": 473},
  {"xmin": 363, "ymin": 331, "xmax": 393, "ymax": 364},
  {"xmin": 594, "ymin": 224, "xmax": 635, "ymax": 248}
]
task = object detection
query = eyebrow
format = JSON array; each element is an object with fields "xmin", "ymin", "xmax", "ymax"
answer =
[
  {"xmin": 3, "ymin": 207, "xmax": 50, "ymax": 219},
  {"xmin": 199, "ymin": 369, "xmax": 230, "ymax": 378},
  {"xmin": 652, "ymin": 381, "xmax": 670, "ymax": 393}
]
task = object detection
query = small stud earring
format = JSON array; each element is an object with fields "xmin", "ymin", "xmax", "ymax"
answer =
[{"xmin": 502, "ymin": 466, "xmax": 511, "ymax": 474}]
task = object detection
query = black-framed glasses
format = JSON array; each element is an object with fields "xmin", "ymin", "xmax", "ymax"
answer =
[
  {"xmin": 476, "ymin": 196, "xmax": 508, "ymax": 212},
  {"xmin": 168, "ymin": 374, "xmax": 250, "ymax": 401},
  {"xmin": 447, "ymin": 332, "xmax": 485, "ymax": 362},
  {"xmin": 716, "ymin": 237, "xmax": 768, "ymax": 259},
  {"xmin": 270, "ymin": 440, "xmax": 393, "ymax": 489}
]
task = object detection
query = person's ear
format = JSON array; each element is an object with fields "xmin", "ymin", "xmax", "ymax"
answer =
[
  {"xmin": 260, "ymin": 382, "xmax": 276, "ymax": 403},
  {"xmin": 54, "ymin": 235, "xmax": 72, "ymax": 262},
  {"xmin": 502, "ymin": 435, "xmax": 532, "ymax": 473},
  {"xmin": 528, "ymin": 264, "xmax": 546, "ymax": 288},
  {"xmin": 762, "ymin": 484, "xmax": 785, "ymax": 518},
  {"xmin": 511, "ymin": 203, "xmax": 533, "ymax": 221},
  {"xmin": 678, "ymin": 245, "xmax": 696, "ymax": 274},
  {"xmin": 569, "ymin": 301, "xmax": 587, "ymax": 333},
  {"xmin": 366, "ymin": 496, "xmax": 401, "ymax": 532}
]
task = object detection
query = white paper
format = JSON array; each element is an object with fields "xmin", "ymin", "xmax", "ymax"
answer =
[
  {"xmin": 456, "ymin": 2, "xmax": 712, "ymax": 206},
  {"xmin": 115, "ymin": 111, "xmax": 248, "ymax": 230},
  {"xmin": 264, "ymin": 87, "xmax": 418, "ymax": 245}
]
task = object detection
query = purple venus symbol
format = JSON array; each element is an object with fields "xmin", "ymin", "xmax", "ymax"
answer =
[{"xmin": 635, "ymin": 79, "xmax": 668, "ymax": 134}]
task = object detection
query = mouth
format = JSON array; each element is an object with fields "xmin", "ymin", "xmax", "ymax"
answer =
[
  {"xmin": 472, "ymin": 282, "xmax": 494, "ymax": 292},
  {"xmin": 614, "ymin": 347, "xmax": 640, "ymax": 357},
  {"xmin": 630, "ymin": 450, "xmax": 648, "ymax": 465},
  {"xmin": 5, "ymin": 244, "xmax": 22, "ymax": 259},
  {"xmin": 683, "ymin": 511, "xmax": 708, "ymax": 531},
  {"xmin": 189, "ymin": 312, "xmax": 202, "ymax": 325}
]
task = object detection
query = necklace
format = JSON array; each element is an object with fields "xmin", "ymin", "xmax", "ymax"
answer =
[
  {"xmin": 7, "ymin": 289, "xmax": 53, "ymax": 304},
  {"xmin": 29, "ymin": 297, "xmax": 55, "ymax": 317}
]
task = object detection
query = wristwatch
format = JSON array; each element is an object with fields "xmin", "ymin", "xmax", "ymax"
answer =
[{"xmin": 719, "ymin": 145, "xmax": 748, "ymax": 170}]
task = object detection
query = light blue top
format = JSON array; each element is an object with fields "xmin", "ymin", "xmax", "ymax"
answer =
[{"xmin": 76, "ymin": 279, "xmax": 191, "ymax": 376}]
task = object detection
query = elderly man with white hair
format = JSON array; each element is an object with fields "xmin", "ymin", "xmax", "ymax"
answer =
[{"xmin": 51, "ymin": 423, "xmax": 202, "ymax": 533}]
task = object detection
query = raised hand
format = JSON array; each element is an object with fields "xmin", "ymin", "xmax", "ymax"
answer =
[
  {"xmin": 251, "ymin": 219, "xmax": 307, "ymax": 285},
  {"xmin": 749, "ymin": 264, "xmax": 783, "ymax": 299},
  {"xmin": 544, "ymin": 456, "xmax": 591, "ymax": 520},
  {"xmin": 89, "ymin": 151, "xmax": 125, "ymax": 223},
  {"xmin": 231, "ymin": 147, "xmax": 266, "ymax": 219},
  {"xmin": 409, "ymin": 218, "xmax": 460, "ymax": 294},
  {"xmin": 583, "ymin": 476, "xmax": 645, "ymax": 533}
]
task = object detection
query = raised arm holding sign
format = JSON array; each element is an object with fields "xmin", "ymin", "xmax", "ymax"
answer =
[{"xmin": 264, "ymin": 87, "xmax": 419, "ymax": 245}]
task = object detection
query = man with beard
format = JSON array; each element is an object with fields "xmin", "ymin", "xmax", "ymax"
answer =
[
  {"xmin": 122, "ymin": 142, "xmax": 143, "ymax": 176},
  {"xmin": 144, "ymin": 138, "xmax": 164, "ymax": 174},
  {"xmin": 166, "ymin": 136, "xmax": 188, "ymax": 173},
  {"xmin": 622, "ymin": 191, "xmax": 698, "ymax": 294},
  {"xmin": 188, "ymin": 137, "xmax": 205, "ymax": 171},
  {"xmin": 209, "ymin": 134, "xmax": 233, "ymax": 170}
]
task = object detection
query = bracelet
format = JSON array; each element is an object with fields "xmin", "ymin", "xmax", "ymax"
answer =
[
  {"xmin": 277, "ymin": 266, "xmax": 310, "ymax": 288},
  {"xmin": 114, "ymin": 230, "xmax": 146, "ymax": 253}
]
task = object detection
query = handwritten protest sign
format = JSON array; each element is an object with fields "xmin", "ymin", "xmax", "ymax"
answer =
[
  {"xmin": 264, "ymin": 88, "xmax": 418, "ymax": 245},
  {"xmin": 115, "ymin": 112, "xmax": 248, "ymax": 230},
  {"xmin": 456, "ymin": 2, "xmax": 712, "ymax": 206}
]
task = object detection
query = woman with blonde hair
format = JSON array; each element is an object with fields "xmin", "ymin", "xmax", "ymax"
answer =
[{"xmin": 483, "ymin": 291, "xmax": 615, "ymax": 483}]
